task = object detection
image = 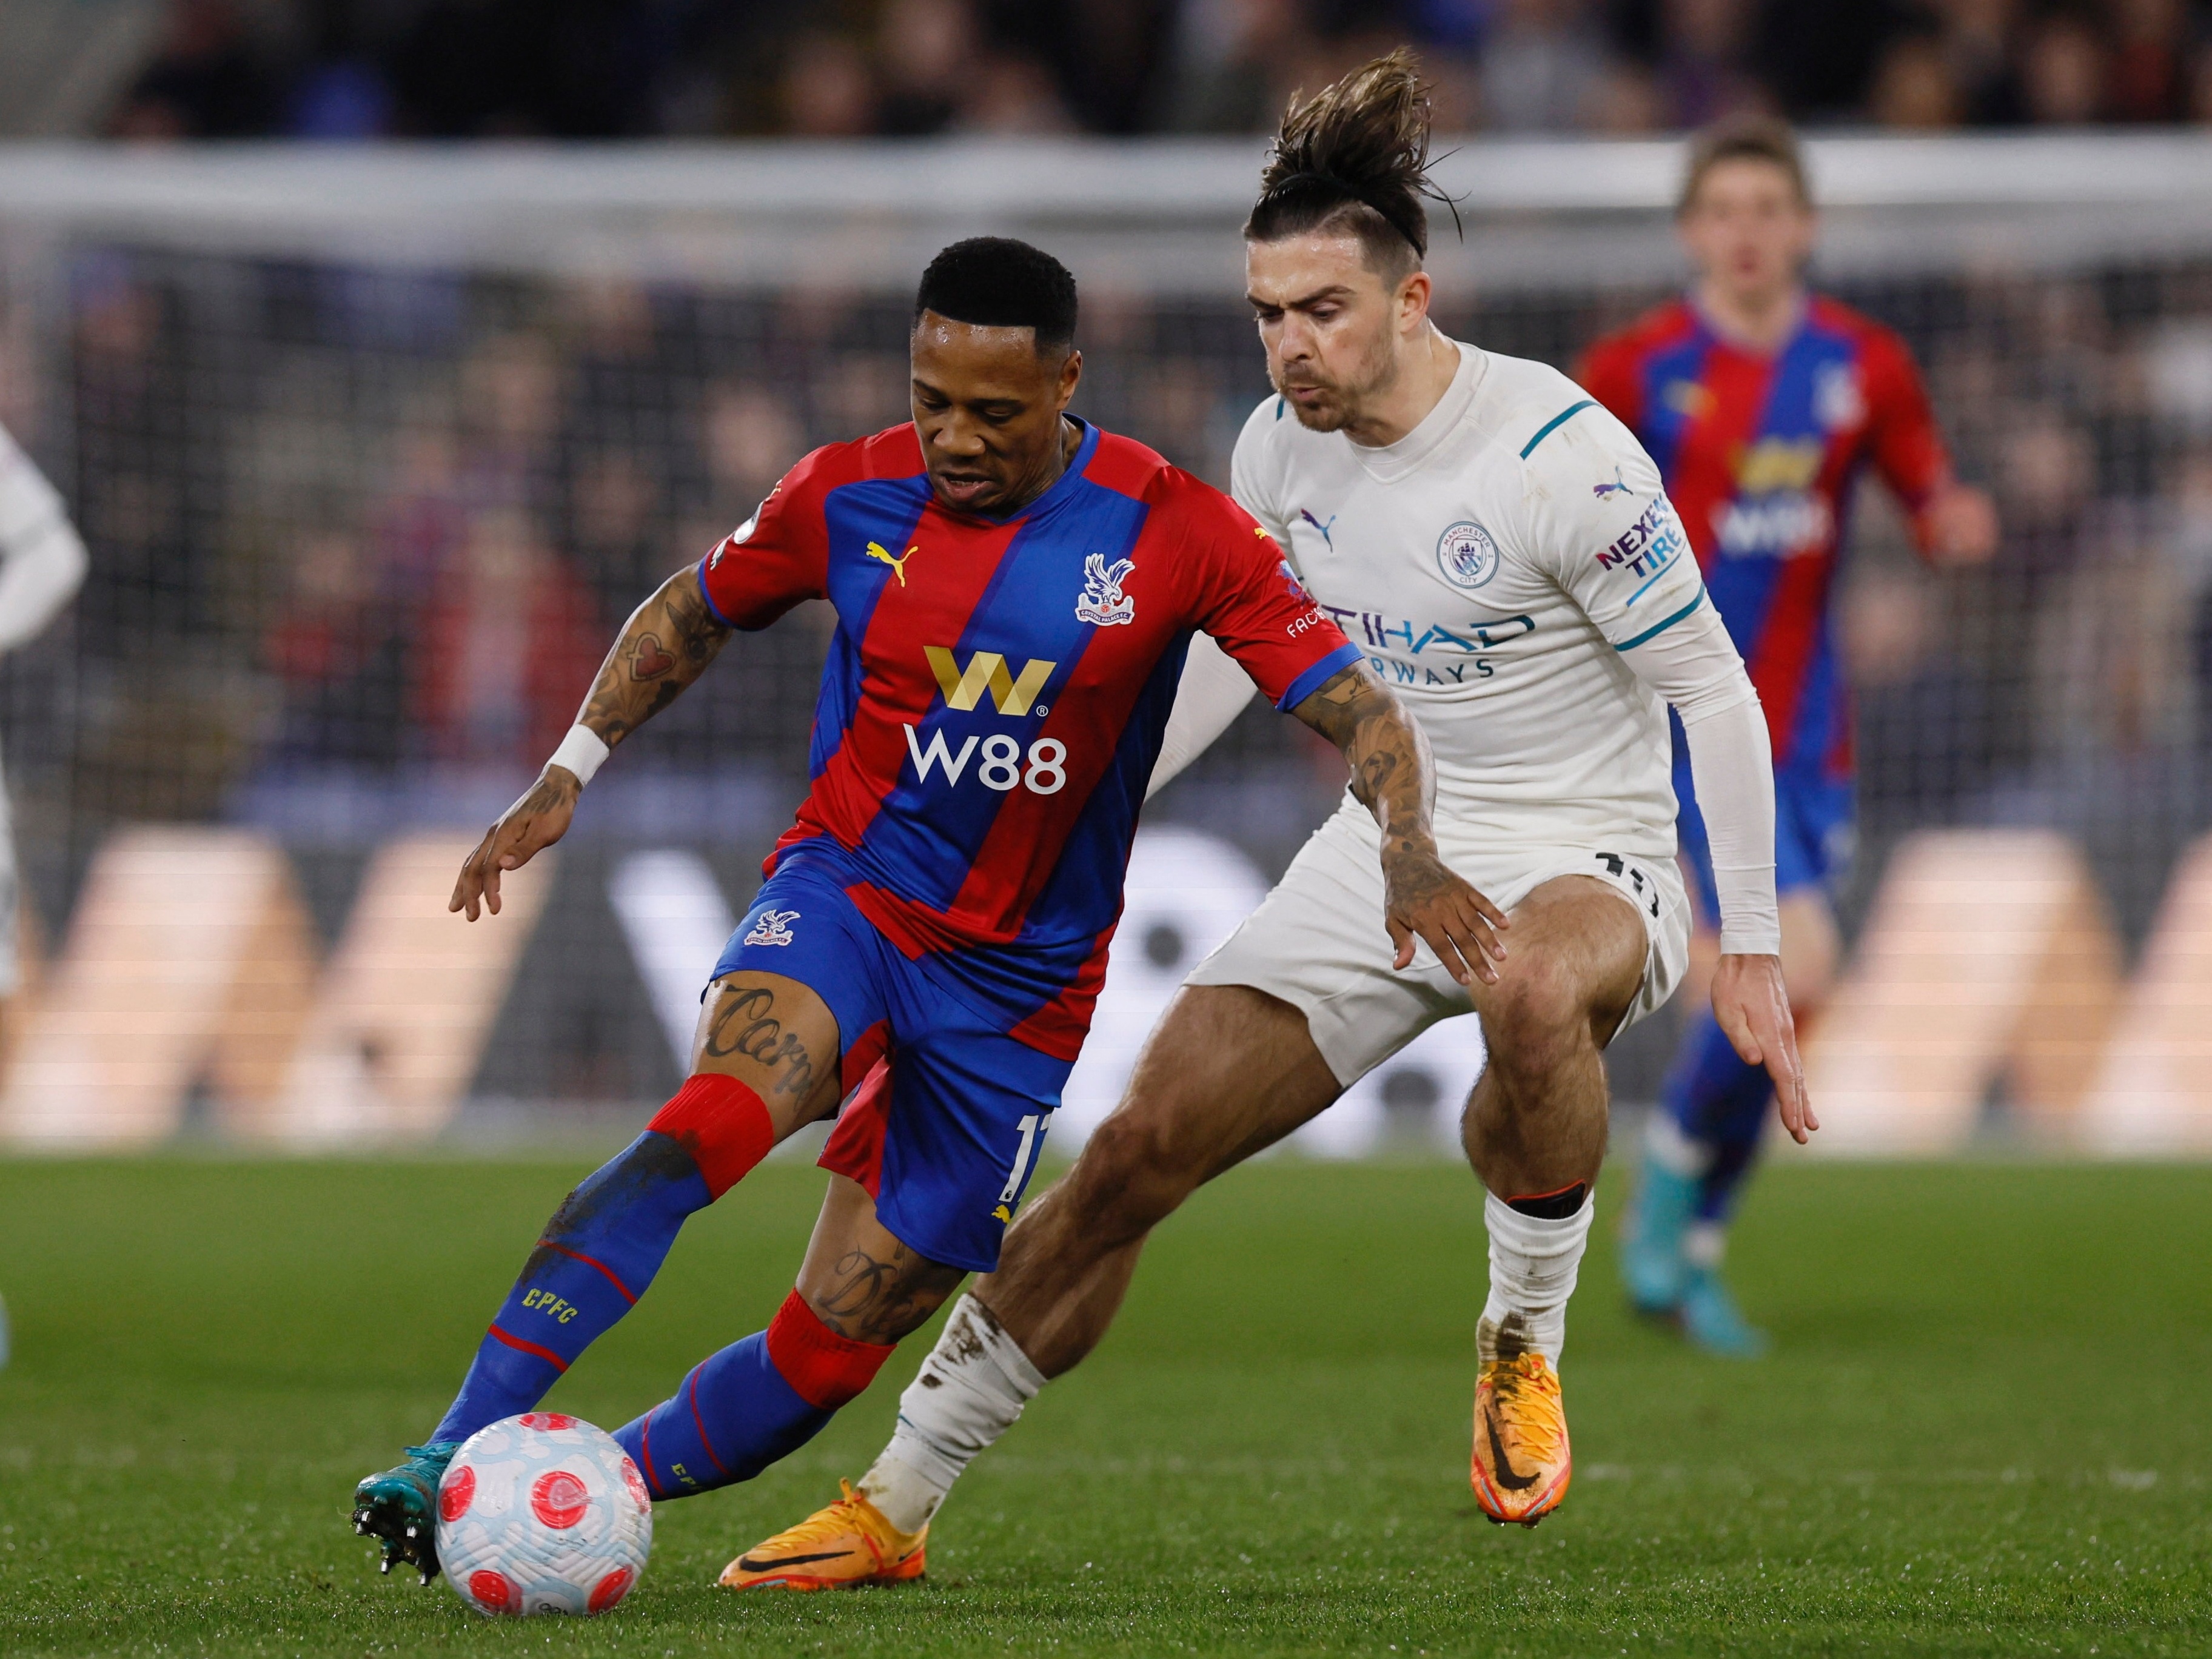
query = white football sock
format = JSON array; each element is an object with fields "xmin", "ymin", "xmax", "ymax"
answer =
[
  {"xmin": 1684, "ymin": 1218, "xmax": 1727, "ymax": 1270},
  {"xmin": 856, "ymin": 1295, "xmax": 1044, "ymax": 1534},
  {"xmin": 1478, "ymin": 1188, "xmax": 1595, "ymax": 1366},
  {"xmin": 1644, "ymin": 1108, "xmax": 1711, "ymax": 1176}
]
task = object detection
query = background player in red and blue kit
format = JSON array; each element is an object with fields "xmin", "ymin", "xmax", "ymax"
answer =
[
  {"xmin": 1578, "ymin": 119, "xmax": 1998, "ymax": 1356},
  {"xmin": 349, "ymin": 238, "xmax": 1504, "ymax": 1584}
]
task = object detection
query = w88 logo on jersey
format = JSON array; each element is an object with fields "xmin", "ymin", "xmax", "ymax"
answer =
[{"xmin": 903, "ymin": 725, "xmax": 1068, "ymax": 795}]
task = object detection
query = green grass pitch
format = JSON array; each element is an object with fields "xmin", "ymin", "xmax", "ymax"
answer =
[{"xmin": 0, "ymin": 1153, "xmax": 2205, "ymax": 1657}]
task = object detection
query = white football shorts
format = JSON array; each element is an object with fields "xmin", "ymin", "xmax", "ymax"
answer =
[{"xmin": 1185, "ymin": 793, "xmax": 1689, "ymax": 1087}]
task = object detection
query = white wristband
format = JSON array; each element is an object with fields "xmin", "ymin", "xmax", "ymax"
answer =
[{"xmin": 548, "ymin": 724, "xmax": 611, "ymax": 787}]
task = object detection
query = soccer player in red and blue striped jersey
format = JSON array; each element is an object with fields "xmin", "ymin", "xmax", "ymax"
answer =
[
  {"xmin": 1578, "ymin": 119, "xmax": 1997, "ymax": 1355},
  {"xmin": 349, "ymin": 237, "xmax": 1504, "ymax": 1583}
]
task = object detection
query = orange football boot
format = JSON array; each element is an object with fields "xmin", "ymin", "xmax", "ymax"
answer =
[
  {"xmin": 1470, "ymin": 1321, "xmax": 1572, "ymax": 1527},
  {"xmin": 719, "ymin": 1480, "xmax": 927, "ymax": 1590}
]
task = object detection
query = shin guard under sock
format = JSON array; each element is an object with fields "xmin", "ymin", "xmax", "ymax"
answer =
[
  {"xmin": 431, "ymin": 1075, "xmax": 773, "ymax": 1445},
  {"xmin": 615, "ymin": 1291, "xmax": 894, "ymax": 1499},
  {"xmin": 1660, "ymin": 1009, "xmax": 1774, "ymax": 1227}
]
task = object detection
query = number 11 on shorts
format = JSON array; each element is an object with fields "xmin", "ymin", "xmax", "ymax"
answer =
[{"xmin": 999, "ymin": 1111, "xmax": 1053, "ymax": 1204}]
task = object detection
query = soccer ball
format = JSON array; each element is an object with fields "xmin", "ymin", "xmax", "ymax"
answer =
[{"xmin": 435, "ymin": 1412, "xmax": 652, "ymax": 1617}]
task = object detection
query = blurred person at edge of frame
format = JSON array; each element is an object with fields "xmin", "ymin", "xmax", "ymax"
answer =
[
  {"xmin": 0, "ymin": 424, "xmax": 89, "ymax": 1034},
  {"xmin": 1579, "ymin": 115, "xmax": 1998, "ymax": 1356}
]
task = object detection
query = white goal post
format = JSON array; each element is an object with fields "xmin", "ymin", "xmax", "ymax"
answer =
[{"xmin": 4, "ymin": 132, "xmax": 2212, "ymax": 291}]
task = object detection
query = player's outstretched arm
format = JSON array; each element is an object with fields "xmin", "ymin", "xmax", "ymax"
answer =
[
  {"xmin": 1289, "ymin": 662, "xmax": 1509, "ymax": 986},
  {"xmin": 451, "ymin": 569, "xmax": 732, "ymax": 920},
  {"xmin": 1611, "ymin": 576, "xmax": 1817, "ymax": 1142}
]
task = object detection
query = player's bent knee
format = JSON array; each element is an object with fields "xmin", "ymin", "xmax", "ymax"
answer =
[{"xmin": 1485, "ymin": 959, "xmax": 1590, "ymax": 1072}]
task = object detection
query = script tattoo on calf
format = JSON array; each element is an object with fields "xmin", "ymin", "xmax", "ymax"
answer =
[
  {"xmin": 702, "ymin": 986, "xmax": 819, "ymax": 1101},
  {"xmin": 815, "ymin": 1243, "xmax": 940, "ymax": 1343}
]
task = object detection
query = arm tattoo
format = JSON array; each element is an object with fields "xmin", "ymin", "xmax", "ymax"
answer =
[
  {"xmin": 577, "ymin": 569, "xmax": 732, "ymax": 748},
  {"xmin": 1290, "ymin": 663, "xmax": 1434, "ymax": 848},
  {"xmin": 515, "ymin": 772, "xmax": 569, "ymax": 817},
  {"xmin": 627, "ymin": 632, "xmax": 676, "ymax": 681}
]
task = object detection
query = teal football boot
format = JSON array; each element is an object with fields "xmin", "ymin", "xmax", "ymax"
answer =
[
  {"xmin": 1618, "ymin": 1157, "xmax": 1697, "ymax": 1317},
  {"xmin": 352, "ymin": 1442, "xmax": 460, "ymax": 1583},
  {"xmin": 1678, "ymin": 1264, "xmax": 1769, "ymax": 1358}
]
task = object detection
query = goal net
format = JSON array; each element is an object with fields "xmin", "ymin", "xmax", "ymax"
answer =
[{"xmin": 0, "ymin": 134, "xmax": 2207, "ymax": 1154}]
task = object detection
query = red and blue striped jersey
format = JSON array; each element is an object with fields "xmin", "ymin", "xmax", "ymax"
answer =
[
  {"xmin": 1578, "ymin": 295, "xmax": 1952, "ymax": 779},
  {"xmin": 698, "ymin": 418, "xmax": 1358, "ymax": 1055}
]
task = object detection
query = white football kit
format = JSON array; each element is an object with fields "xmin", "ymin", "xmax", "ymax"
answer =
[
  {"xmin": 1152, "ymin": 342, "xmax": 1778, "ymax": 1085},
  {"xmin": 0, "ymin": 425, "xmax": 87, "ymax": 996}
]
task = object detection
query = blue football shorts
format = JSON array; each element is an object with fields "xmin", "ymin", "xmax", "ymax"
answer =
[{"xmin": 708, "ymin": 851, "xmax": 1071, "ymax": 1275}]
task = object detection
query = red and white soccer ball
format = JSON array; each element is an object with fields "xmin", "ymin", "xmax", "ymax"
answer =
[{"xmin": 435, "ymin": 1413, "xmax": 652, "ymax": 1617}]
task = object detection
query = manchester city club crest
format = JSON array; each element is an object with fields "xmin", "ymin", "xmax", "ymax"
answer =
[{"xmin": 1436, "ymin": 520, "xmax": 1500, "ymax": 589}]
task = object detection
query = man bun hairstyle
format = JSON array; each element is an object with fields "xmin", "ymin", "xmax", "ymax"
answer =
[
  {"xmin": 1678, "ymin": 113, "xmax": 1812, "ymax": 215},
  {"xmin": 1245, "ymin": 48, "xmax": 1458, "ymax": 281},
  {"xmin": 914, "ymin": 236, "xmax": 1078, "ymax": 356}
]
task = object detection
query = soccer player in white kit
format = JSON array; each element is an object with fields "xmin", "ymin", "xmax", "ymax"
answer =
[
  {"xmin": 729, "ymin": 52, "xmax": 1813, "ymax": 1583},
  {"xmin": 0, "ymin": 422, "xmax": 88, "ymax": 1005}
]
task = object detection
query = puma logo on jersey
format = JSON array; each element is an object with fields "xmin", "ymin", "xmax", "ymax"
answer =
[
  {"xmin": 1299, "ymin": 508, "xmax": 1338, "ymax": 547},
  {"xmin": 1592, "ymin": 468, "xmax": 1631, "ymax": 500},
  {"xmin": 925, "ymin": 646, "xmax": 1055, "ymax": 715},
  {"xmin": 866, "ymin": 541, "xmax": 917, "ymax": 585}
]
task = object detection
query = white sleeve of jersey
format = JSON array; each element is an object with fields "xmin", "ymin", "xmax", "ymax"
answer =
[
  {"xmin": 1675, "ymin": 694, "xmax": 1781, "ymax": 956},
  {"xmin": 1519, "ymin": 397, "xmax": 1780, "ymax": 956},
  {"xmin": 1139, "ymin": 400, "xmax": 1291, "ymax": 799},
  {"xmin": 1228, "ymin": 397, "xmax": 1299, "ymax": 569},
  {"xmin": 0, "ymin": 423, "xmax": 89, "ymax": 655},
  {"xmin": 1519, "ymin": 400, "xmax": 1703, "ymax": 647},
  {"xmin": 1144, "ymin": 631, "xmax": 1259, "ymax": 800}
]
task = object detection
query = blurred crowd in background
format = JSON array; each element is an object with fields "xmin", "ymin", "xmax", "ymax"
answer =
[
  {"xmin": 4, "ymin": 246, "xmax": 2212, "ymax": 957},
  {"xmin": 37, "ymin": 0, "xmax": 2212, "ymax": 142}
]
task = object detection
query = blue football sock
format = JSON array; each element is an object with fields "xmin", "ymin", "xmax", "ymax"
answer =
[
  {"xmin": 615, "ymin": 1292, "xmax": 894, "ymax": 1501},
  {"xmin": 431, "ymin": 1131, "xmax": 712, "ymax": 1445},
  {"xmin": 1660, "ymin": 1009, "xmax": 1775, "ymax": 1227},
  {"xmin": 1695, "ymin": 1134, "xmax": 1764, "ymax": 1225},
  {"xmin": 615, "ymin": 1333, "xmax": 831, "ymax": 1499}
]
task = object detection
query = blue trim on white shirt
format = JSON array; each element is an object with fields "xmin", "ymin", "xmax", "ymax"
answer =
[
  {"xmin": 1519, "ymin": 398, "xmax": 1597, "ymax": 459},
  {"xmin": 1612, "ymin": 587, "xmax": 1705, "ymax": 651}
]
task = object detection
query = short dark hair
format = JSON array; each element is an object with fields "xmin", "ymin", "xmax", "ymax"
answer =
[
  {"xmin": 1245, "ymin": 49, "xmax": 1453, "ymax": 283},
  {"xmin": 1678, "ymin": 115, "xmax": 1812, "ymax": 215},
  {"xmin": 913, "ymin": 237, "xmax": 1078, "ymax": 356}
]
